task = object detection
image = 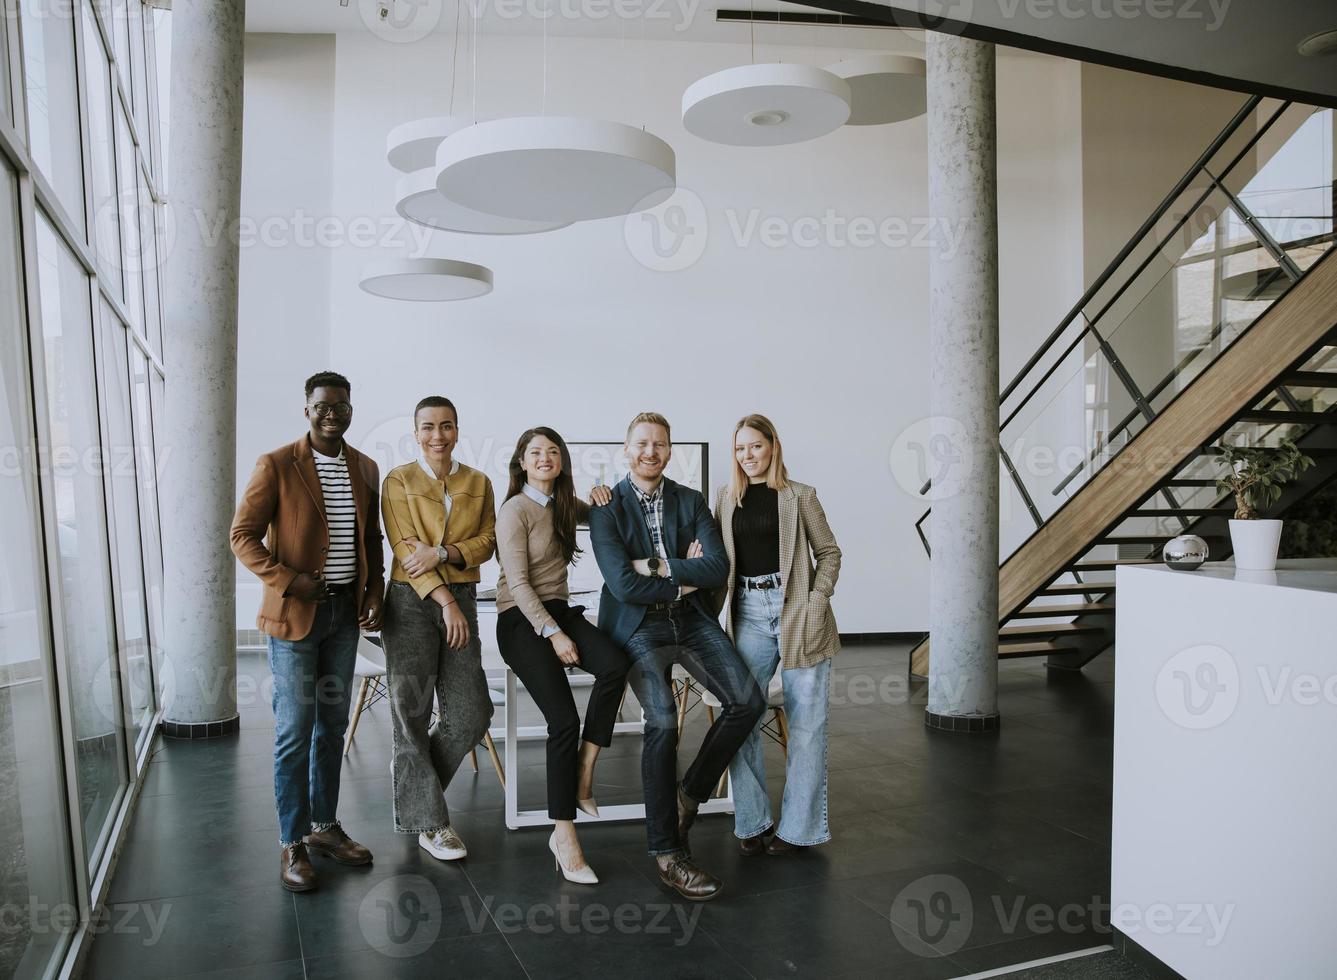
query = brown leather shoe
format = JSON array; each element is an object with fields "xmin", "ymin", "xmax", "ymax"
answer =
[
  {"xmin": 739, "ymin": 827, "xmax": 773, "ymax": 856},
  {"xmin": 280, "ymin": 842, "xmax": 317, "ymax": 892},
  {"xmin": 655, "ymin": 853, "xmax": 722, "ymax": 902},
  {"xmin": 765, "ymin": 835, "xmax": 804, "ymax": 856},
  {"xmin": 303, "ymin": 824, "xmax": 373, "ymax": 866},
  {"xmin": 676, "ymin": 786, "xmax": 700, "ymax": 851}
]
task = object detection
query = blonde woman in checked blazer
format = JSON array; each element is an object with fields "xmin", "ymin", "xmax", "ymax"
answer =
[{"xmin": 713, "ymin": 413, "xmax": 842, "ymax": 855}]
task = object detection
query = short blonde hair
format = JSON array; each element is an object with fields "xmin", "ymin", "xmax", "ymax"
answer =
[
  {"xmin": 625, "ymin": 411, "xmax": 672, "ymax": 443},
  {"xmin": 730, "ymin": 414, "xmax": 789, "ymax": 506}
]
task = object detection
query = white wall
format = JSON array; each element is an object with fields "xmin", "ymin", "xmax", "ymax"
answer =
[
  {"xmin": 235, "ymin": 30, "xmax": 1223, "ymax": 632},
  {"xmin": 237, "ymin": 34, "xmax": 335, "ymax": 472}
]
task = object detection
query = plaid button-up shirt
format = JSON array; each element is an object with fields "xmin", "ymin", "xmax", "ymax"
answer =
[
  {"xmin": 630, "ymin": 479, "xmax": 681, "ymax": 598},
  {"xmin": 631, "ymin": 480, "xmax": 671, "ymax": 564}
]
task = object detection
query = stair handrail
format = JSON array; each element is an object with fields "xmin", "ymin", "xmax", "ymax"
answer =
[{"xmin": 916, "ymin": 95, "xmax": 1268, "ymax": 501}]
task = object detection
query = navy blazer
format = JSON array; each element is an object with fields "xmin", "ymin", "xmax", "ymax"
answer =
[{"xmin": 588, "ymin": 476, "xmax": 729, "ymax": 646}]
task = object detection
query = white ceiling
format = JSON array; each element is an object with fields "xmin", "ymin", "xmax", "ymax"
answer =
[
  {"xmin": 245, "ymin": 0, "xmax": 924, "ymax": 49},
  {"xmin": 786, "ymin": 0, "xmax": 1337, "ymax": 106},
  {"xmin": 246, "ymin": 0, "xmax": 1337, "ymax": 106}
]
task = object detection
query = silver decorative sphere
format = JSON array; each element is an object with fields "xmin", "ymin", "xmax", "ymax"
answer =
[{"xmin": 1163, "ymin": 534, "xmax": 1209, "ymax": 570}]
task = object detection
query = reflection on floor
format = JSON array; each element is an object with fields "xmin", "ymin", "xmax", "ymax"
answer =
[{"xmin": 83, "ymin": 641, "xmax": 1149, "ymax": 980}]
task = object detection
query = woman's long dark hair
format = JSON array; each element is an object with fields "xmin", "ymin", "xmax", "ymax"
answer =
[{"xmin": 505, "ymin": 426, "xmax": 582, "ymax": 565}]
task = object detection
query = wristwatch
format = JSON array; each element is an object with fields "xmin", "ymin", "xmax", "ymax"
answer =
[
  {"xmin": 647, "ymin": 557, "xmax": 662, "ymax": 575},
  {"xmin": 436, "ymin": 545, "xmax": 451, "ymax": 565}
]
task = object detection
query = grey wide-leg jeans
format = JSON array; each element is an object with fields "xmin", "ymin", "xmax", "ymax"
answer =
[{"xmin": 381, "ymin": 581, "xmax": 494, "ymax": 833}]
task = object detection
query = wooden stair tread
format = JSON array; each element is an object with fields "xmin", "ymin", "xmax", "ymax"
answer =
[
  {"xmin": 998, "ymin": 642, "xmax": 1078, "ymax": 658},
  {"xmin": 1101, "ymin": 533, "xmax": 1223, "ymax": 543},
  {"xmin": 999, "ymin": 622, "xmax": 1105, "ymax": 638},
  {"xmin": 1010, "ymin": 602, "xmax": 1115, "ymax": 618},
  {"xmin": 1040, "ymin": 582, "xmax": 1116, "ymax": 594},
  {"xmin": 1236, "ymin": 410, "xmax": 1337, "ymax": 424},
  {"xmin": 1160, "ymin": 478, "xmax": 1219, "ymax": 487},
  {"xmin": 1283, "ymin": 371, "xmax": 1337, "ymax": 387},
  {"xmin": 1068, "ymin": 558, "xmax": 1158, "ymax": 570},
  {"xmin": 1127, "ymin": 508, "xmax": 1232, "ymax": 517}
]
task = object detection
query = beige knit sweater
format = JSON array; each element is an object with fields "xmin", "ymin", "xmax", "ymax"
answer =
[{"xmin": 494, "ymin": 491, "xmax": 588, "ymax": 634}]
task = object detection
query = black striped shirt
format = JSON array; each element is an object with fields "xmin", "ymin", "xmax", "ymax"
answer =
[{"xmin": 313, "ymin": 447, "xmax": 357, "ymax": 584}]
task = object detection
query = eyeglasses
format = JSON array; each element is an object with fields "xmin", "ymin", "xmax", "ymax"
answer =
[{"xmin": 311, "ymin": 402, "xmax": 353, "ymax": 418}]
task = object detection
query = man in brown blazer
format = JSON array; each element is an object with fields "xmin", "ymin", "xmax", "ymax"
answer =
[{"xmin": 231, "ymin": 371, "xmax": 384, "ymax": 892}]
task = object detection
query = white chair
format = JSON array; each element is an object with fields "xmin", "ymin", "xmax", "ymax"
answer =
[
  {"xmin": 343, "ymin": 634, "xmax": 389, "ymax": 756},
  {"xmin": 677, "ymin": 665, "xmax": 789, "ymax": 797},
  {"xmin": 343, "ymin": 633, "xmax": 506, "ymax": 789}
]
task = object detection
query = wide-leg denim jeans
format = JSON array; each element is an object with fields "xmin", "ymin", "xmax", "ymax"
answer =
[
  {"xmin": 381, "ymin": 581, "xmax": 494, "ymax": 833},
  {"xmin": 728, "ymin": 579, "xmax": 832, "ymax": 846}
]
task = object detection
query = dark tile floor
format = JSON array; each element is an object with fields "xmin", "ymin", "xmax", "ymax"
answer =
[{"xmin": 82, "ymin": 641, "xmax": 1145, "ymax": 979}]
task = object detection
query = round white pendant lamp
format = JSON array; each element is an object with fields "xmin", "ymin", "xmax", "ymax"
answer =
[
  {"xmin": 682, "ymin": 63, "xmax": 851, "ymax": 146},
  {"xmin": 826, "ymin": 54, "xmax": 927, "ymax": 126},
  {"xmin": 434, "ymin": 117, "xmax": 676, "ymax": 223},
  {"xmin": 386, "ymin": 117, "xmax": 468, "ymax": 174},
  {"xmin": 396, "ymin": 168, "xmax": 572, "ymax": 235},
  {"xmin": 358, "ymin": 258, "xmax": 493, "ymax": 302}
]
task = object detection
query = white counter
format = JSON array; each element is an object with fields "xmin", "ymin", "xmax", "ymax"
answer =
[{"xmin": 1112, "ymin": 559, "xmax": 1337, "ymax": 979}]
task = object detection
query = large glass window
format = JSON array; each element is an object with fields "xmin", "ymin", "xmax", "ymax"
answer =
[
  {"xmin": 131, "ymin": 348, "xmax": 163, "ymax": 694},
  {"xmin": 0, "ymin": 157, "xmax": 78, "ymax": 980},
  {"xmin": 137, "ymin": 173, "xmax": 161, "ymax": 358},
  {"xmin": 109, "ymin": 0, "xmax": 131, "ymax": 105},
  {"xmin": 114, "ymin": 104, "xmax": 142, "ymax": 329},
  {"xmin": 35, "ymin": 213, "xmax": 126, "ymax": 867},
  {"xmin": 19, "ymin": 0, "xmax": 86, "ymax": 227},
  {"xmin": 127, "ymin": 0, "xmax": 148, "ymax": 140},
  {"xmin": 83, "ymin": 3, "xmax": 121, "ymax": 298},
  {"xmin": 150, "ymin": 6, "xmax": 170, "ymax": 189},
  {"xmin": 1, "ymin": 1, "xmax": 13, "ymax": 127},
  {"xmin": 100, "ymin": 308, "xmax": 153, "ymax": 751}
]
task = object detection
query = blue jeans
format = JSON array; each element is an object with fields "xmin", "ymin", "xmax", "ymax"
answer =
[
  {"xmin": 623, "ymin": 604, "xmax": 765, "ymax": 856},
  {"xmin": 266, "ymin": 591, "xmax": 360, "ymax": 846},
  {"xmin": 729, "ymin": 579, "xmax": 832, "ymax": 846}
]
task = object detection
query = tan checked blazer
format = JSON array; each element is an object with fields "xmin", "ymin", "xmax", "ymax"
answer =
[{"xmin": 714, "ymin": 480, "xmax": 842, "ymax": 669}]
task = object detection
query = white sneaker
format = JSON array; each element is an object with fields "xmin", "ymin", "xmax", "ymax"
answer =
[{"xmin": 419, "ymin": 826, "xmax": 468, "ymax": 861}]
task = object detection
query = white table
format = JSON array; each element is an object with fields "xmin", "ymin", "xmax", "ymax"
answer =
[
  {"xmin": 476, "ymin": 604, "xmax": 735, "ymax": 830},
  {"xmin": 1112, "ymin": 559, "xmax": 1337, "ymax": 979}
]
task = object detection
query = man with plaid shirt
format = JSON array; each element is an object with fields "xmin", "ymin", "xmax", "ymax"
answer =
[{"xmin": 589, "ymin": 412, "xmax": 765, "ymax": 902}]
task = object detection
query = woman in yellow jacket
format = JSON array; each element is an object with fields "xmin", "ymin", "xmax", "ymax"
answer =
[{"xmin": 380, "ymin": 396, "xmax": 496, "ymax": 861}]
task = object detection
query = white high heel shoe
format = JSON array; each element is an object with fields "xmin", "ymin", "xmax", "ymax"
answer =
[{"xmin": 549, "ymin": 832, "xmax": 598, "ymax": 885}]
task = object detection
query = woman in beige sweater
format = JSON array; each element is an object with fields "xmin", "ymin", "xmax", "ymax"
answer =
[{"xmin": 494, "ymin": 427, "xmax": 627, "ymax": 884}]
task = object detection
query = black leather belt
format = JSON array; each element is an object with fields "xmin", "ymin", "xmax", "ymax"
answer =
[
  {"xmin": 742, "ymin": 575, "xmax": 781, "ymax": 591},
  {"xmin": 323, "ymin": 581, "xmax": 355, "ymax": 596},
  {"xmin": 648, "ymin": 599, "xmax": 685, "ymax": 612}
]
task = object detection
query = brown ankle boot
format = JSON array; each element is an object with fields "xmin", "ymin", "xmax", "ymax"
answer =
[
  {"xmin": 739, "ymin": 827, "xmax": 773, "ymax": 856},
  {"xmin": 280, "ymin": 842, "xmax": 317, "ymax": 892},
  {"xmin": 303, "ymin": 824, "xmax": 373, "ymax": 866},
  {"xmin": 655, "ymin": 853, "xmax": 722, "ymax": 902}
]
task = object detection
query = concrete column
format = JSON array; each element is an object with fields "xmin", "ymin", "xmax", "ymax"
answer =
[
  {"xmin": 925, "ymin": 34, "xmax": 1001, "ymax": 732},
  {"xmin": 160, "ymin": 0, "xmax": 246, "ymax": 736}
]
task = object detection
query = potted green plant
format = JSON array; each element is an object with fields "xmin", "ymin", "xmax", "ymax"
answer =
[{"xmin": 1216, "ymin": 439, "xmax": 1314, "ymax": 571}]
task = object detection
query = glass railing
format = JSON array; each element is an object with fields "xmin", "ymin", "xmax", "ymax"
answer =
[{"xmin": 916, "ymin": 97, "xmax": 1336, "ymax": 562}]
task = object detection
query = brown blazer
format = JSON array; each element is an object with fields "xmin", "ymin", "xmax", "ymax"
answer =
[
  {"xmin": 714, "ymin": 480, "xmax": 842, "ymax": 670},
  {"xmin": 231, "ymin": 435, "xmax": 385, "ymax": 641}
]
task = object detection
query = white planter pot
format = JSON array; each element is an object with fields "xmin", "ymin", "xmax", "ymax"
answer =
[{"xmin": 1229, "ymin": 519, "xmax": 1283, "ymax": 571}]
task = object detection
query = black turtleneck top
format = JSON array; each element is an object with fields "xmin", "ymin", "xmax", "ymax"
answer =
[{"xmin": 732, "ymin": 482, "xmax": 780, "ymax": 577}]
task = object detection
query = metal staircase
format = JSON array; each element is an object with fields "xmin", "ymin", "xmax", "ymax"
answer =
[{"xmin": 910, "ymin": 96, "xmax": 1337, "ymax": 678}]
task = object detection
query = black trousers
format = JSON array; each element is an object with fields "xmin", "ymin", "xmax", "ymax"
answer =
[{"xmin": 496, "ymin": 600, "xmax": 631, "ymax": 820}]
